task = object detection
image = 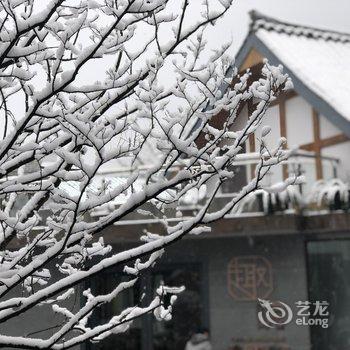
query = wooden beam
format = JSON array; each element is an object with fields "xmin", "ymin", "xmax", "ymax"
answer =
[
  {"xmin": 312, "ymin": 108, "xmax": 323, "ymax": 180},
  {"xmin": 194, "ymin": 109, "xmax": 228, "ymax": 149},
  {"xmin": 248, "ymin": 101, "xmax": 256, "ymax": 153},
  {"xmin": 247, "ymin": 99, "xmax": 256, "ymax": 179},
  {"xmin": 279, "ymin": 96, "xmax": 288, "ymax": 179},
  {"xmin": 270, "ymin": 90, "xmax": 297, "ymax": 107},
  {"xmin": 239, "ymin": 48, "xmax": 263, "ymax": 72},
  {"xmin": 320, "ymin": 133, "xmax": 349, "ymax": 148},
  {"xmin": 299, "ymin": 143, "xmax": 314, "ymax": 152},
  {"xmin": 300, "ymin": 133, "xmax": 349, "ymax": 151}
]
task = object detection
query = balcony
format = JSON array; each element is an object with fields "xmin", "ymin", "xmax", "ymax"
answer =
[{"xmin": 90, "ymin": 150, "xmax": 347, "ymax": 225}]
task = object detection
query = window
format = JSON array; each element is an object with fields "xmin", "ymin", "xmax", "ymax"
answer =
[{"xmin": 308, "ymin": 240, "xmax": 350, "ymax": 350}]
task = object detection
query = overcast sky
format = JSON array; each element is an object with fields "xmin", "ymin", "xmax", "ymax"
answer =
[{"xmin": 204, "ymin": 0, "xmax": 350, "ymax": 56}]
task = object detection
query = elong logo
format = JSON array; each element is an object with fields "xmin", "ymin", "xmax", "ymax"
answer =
[
  {"xmin": 258, "ymin": 299, "xmax": 293, "ymax": 328},
  {"xmin": 258, "ymin": 299, "xmax": 329, "ymax": 329}
]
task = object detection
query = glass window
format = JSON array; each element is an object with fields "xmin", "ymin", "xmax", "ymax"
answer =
[{"xmin": 308, "ymin": 240, "xmax": 350, "ymax": 350}]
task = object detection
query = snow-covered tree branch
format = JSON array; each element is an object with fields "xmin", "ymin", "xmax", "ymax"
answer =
[{"xmin": 0, "ymin": 0, "xmax": 293, "ymax": 348}]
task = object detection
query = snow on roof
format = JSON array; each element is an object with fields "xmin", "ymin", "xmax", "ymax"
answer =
[{"xmin": 248, "ymin": 11, "xmax": 350, "ymax": 121}]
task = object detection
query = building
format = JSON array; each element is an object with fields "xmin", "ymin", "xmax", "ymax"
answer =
[{"xmin": 88, "ymin": 11, "xmax": 350, "ymax": 350}]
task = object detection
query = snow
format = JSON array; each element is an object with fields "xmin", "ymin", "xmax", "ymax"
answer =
[
  {"xmin": 255, "ymin": 25, "xmax": 350, "ymax": 120},
  {"xmin": 0, "ymin": 2, "xmax": 340, "ymax": 348}
]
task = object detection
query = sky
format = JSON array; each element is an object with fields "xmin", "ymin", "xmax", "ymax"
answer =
[
  {"xmin": 4, "ymin": 0, "xmax": 350, "ymax": 135},
  {"xmin": 204, "ymin": 0, "xmax": 350, "ymax": 56}
]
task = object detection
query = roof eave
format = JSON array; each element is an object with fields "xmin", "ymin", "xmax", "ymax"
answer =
[{"xmin": 235, "ymin": 33, "xmax": 350, "ymax": 138}]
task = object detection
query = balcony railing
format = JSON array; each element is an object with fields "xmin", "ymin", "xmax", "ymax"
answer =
[
  {"xmin": 91, "ymin": 149, "xmax": 345, "ymax": 220},
  {"xmin": 217, "ymin": 149, "xmax": 340, "ymax": 196}
]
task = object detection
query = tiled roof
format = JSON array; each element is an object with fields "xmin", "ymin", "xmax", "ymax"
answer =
[
  {"xmin": 250, "ymin": 11, "xmax": 350, "ymax": 43},
  {"xmin": 246, "ymin": 11, "xmax": 350, "ymax": 122}
]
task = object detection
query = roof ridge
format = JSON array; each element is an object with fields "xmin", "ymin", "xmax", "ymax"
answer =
[{"xmin": 249, "ymin": 10, "xmax": 350, "ymax": 43}]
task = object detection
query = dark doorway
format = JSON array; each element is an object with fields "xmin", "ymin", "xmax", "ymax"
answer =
[
  {"xmin": 86, "ymin": 263, "xmax": 205, "ymax": 350},
  {"xmin": 151, "ymin": 264, "xmax": 203, "ymax": 350}
]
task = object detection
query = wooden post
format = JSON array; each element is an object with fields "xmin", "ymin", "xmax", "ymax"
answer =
[
  {"xmin": 279, "ymin": 96, "xmax": 288, "ymax": 179},
  {"xmin": 248, "ymin": 99, "xmax": 256, "ymax": 180},
  {"xmin": 312, "ymin": 108, "xmax": 323, "ymax": 180}
]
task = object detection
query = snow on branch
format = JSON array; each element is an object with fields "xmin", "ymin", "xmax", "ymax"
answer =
[{"xmin": 0, "ymin": 0, "xmax": 292, "ymax": 348}]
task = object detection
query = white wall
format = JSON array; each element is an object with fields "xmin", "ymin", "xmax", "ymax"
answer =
[
  {"xmin": 255, "ymin": 105, "xmax": 281, "ymax": 150},
  {"xmin": 284, "ymin": 96, "xmax": 350, "ymax": 183},
  {"xmin": 285, "ymin": 96, "xmax": 317, "ymax": 192},
  {"xmin": 285, "ymin": 96, "xmax": 313, "ymax": 148},
  {"xmin": 322, "ymin": 141, "xmax": 350, "ymax": 182},
  {"xmin": 235, "ymin": 104, "xmax": 283, "ymax": 186},
  {"xmin": 319, "ymin": 113, "xmax": 341, "ymax": 139},
  {"xmin": 236, "ymin": 94, "xmax": 350, "ymax": 186},
  {"xmin": 319, "ymin": 114, "xmax": 350, "ymax": 181},
  {"xmin": 233, "ymin": 105, "xmax": 249, "ymax": 133},
  {"xmin": 254, "ymin": 105, "xmax": 283, "ymax": 186}
]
